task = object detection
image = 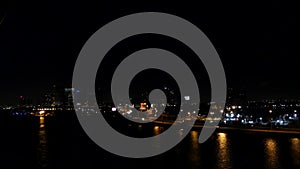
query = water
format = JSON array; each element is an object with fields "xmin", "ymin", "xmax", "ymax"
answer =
[
  {"xmin": 1, "ymin": 112, "xmax": 300, "ymax": 169},
  {"xmin": 38, "ymin": 117, "xmax": 48, "ymax": 168}
]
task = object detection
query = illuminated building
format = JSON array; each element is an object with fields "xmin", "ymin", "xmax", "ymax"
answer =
[
  {"xmin": 64, "ymin": 87, "xmax": 77, "ymax": 110},
  {"xmin": 41, "ymin": 85, "xmax": 62, "ymax": 107},
  {"xmin": 140, "ymin": 102, "xmax": 147, "ymax": 111}
]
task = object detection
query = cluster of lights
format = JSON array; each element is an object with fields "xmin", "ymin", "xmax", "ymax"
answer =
[{"xmin": 36, "ymin": 108, "xmax": 56, "ymax": 111}]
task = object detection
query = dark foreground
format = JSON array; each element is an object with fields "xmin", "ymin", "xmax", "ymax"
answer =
[{"xmin": 0, "ymin": 111, "xmax": 300, "ymax": 169}]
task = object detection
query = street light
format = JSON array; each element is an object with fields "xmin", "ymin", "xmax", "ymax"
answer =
[{"xmin": 269, "ymin": 110, "xmax": 273, "ymax": 130}]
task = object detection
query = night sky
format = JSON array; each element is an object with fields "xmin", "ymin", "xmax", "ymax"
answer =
[{"xmin": 0, "ymin": 0, "xmax": 299, "ymax": 105}]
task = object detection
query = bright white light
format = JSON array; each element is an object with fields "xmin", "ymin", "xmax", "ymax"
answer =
[
  {"xmin": 112, "ymin": 107, "xmax": 117, "ymax": 111},
  {"xmin": 126, "ymin": 110, "xmax": 132, "ymax": 114},
  {"xmin": 184, "ymin": 96, "xmax": 190, "ymax": 101}
]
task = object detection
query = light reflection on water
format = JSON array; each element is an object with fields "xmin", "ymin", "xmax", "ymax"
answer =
[
  {"xmin": 190, "ymin": 131, "xmax": 199, "ymax": 150},
  {"xmin": 149, "ymin": 129, "xmax": 300, "ymax": 169},
  {"xmin": 215, "ymin": 132, "xmax": 233, "ymax": 169},
  {"xmin": 153, "ymin": 126, "xmax": 161, "ymax": 135},
  {"xmin": 38, "ymin": 117, "xmax": 48, "ymax": 168},
  {"xmin": 32, "ymin": 121, "xmax": 300, "ymax": 169},
  {"xmin": 264, "ymin": 138, "xmax": 281, "ymax": 169},
  {"xmin": 188, "ymin": 131, "xmax": 203, "ymax": 169},
  {"xmin": 290, "ymin": 138, "xmax": 300, "ymax": 167}
]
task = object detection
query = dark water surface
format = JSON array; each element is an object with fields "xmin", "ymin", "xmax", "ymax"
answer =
[{"xmin": 1, "ymin": 112, "xmax": 300, "ymax": 169}]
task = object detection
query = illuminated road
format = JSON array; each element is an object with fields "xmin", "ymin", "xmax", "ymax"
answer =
[
  {"xmin": 152, "ymin": 120, "xmax": 300, "ymax": 135},
  {"xmin": 218, "ymin": 127, "xmax": 300, "ymax": 135}
]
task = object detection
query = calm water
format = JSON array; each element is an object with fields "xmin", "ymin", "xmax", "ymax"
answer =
[{"xmin": 1, "ymin": 112, "xmax": 300, "ymax": 169}]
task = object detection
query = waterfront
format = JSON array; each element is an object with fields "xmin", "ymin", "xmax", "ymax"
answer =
[{"xmin": 0, "ymin": 111, "xmax": 300, "ymax": 169}]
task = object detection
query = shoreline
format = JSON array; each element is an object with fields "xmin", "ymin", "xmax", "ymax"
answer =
[{"xmin": 152, "ymin": 120, "xmax": 300, "ymax": 135}]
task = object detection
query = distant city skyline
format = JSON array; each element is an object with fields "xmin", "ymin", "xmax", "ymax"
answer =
[
  {"xmin": 1, "ymin": 0, "xmax": 300, "ymax": 104},
  {"xmin": 1, "ymin": 1, "xmax": 300, "ymax": 169}
]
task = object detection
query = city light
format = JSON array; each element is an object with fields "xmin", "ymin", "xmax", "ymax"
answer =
[
  {"xmin": 39, "ymin": 110, "xmax": 45, "ymax": 115},
  {"xmin": 184, "ymin": 96, "xmax": 190, "ymax": 101},
  {"xmin": 140, "ymin": 103, "xmax": 147, "ymax": 111},
  {"xmin": 1, "ymin": 2, "xmax": 300, "ymax": 168}
]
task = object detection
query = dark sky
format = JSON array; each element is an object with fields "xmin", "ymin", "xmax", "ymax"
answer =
[{"xmin": 0, "ymin": 0, "xmax": 299, "ymax": 105}]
